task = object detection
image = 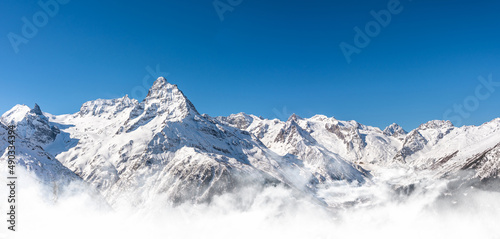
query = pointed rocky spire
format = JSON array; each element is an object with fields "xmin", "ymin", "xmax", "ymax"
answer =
[
  {"xmin": 145, "ymin": 77, "xmax": 168, "ymax": 99},
  {"xmin": 287, "ymin": 113, "xmax": 300, "ymax": 122},
  {"xmin": 30, "ymin": 103, "xmax": 43, "ymax": 115},
  {"xmin": 127, "ymin": 77, "xmax": 199, "ymax": 125}
]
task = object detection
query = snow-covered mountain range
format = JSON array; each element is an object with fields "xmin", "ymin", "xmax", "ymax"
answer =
[{"xmin": 1, "ymin": 77, "xmax": 499, "ymax": 207}]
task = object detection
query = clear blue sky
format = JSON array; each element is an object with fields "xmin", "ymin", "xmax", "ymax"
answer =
[{"xmin": 1, "ymin": 0, "xmax": 499, "ymax": 131}]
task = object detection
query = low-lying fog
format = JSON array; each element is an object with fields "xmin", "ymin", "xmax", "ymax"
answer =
[{"xmin": 2, "ymin": 168, "xmax": 499, "ymax": 239}]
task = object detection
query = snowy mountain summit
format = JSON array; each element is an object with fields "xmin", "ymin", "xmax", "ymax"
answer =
[
  {"xmin": 383, "ymin": 123, "xmax": 407, "ymax": 138},
  {"xmin": 1, "ymin": 103, "xmax": 60, "ymax": 145},
  {"xmin": 2, "ymin": 77, "xmax": 500, "ymax": 207}
]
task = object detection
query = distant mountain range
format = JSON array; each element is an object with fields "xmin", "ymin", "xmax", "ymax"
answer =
[{"xmin": 1, "ymin": 77, "xmax": 499, "ymax": 207}]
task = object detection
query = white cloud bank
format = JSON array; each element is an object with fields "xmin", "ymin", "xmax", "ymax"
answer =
[{"xmin": 2, "ymin": 168, "xmax": 500, "ymax": 239}]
